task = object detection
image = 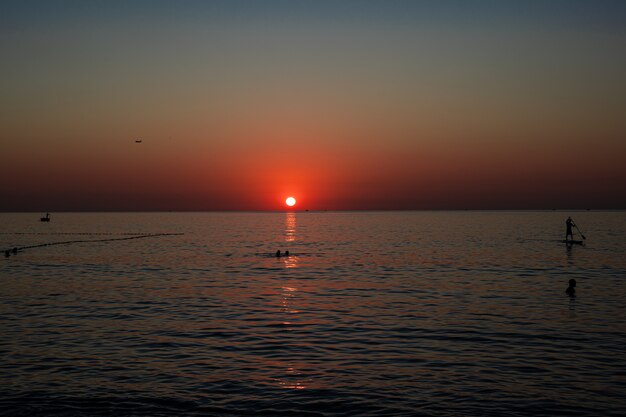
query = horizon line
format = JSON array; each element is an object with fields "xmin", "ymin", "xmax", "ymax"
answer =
[{"xmin": 2, "ymin": 208, "xmax": 624, "ymax": 214}]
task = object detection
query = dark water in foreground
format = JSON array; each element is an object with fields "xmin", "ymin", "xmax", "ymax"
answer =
[{"xmin": 1, "ymin": 211, "xmax": 625, "ymax": 416}]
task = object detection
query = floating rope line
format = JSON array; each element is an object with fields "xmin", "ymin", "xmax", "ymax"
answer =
[
  {"xmin": 0, "ymin": 232, "xmax": 160, "ymax": 236},
  {"xmin": 3, "ymin": 233, "xmax": 183, "ymax": 257}
]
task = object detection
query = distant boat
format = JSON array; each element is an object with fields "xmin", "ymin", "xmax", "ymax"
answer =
[
  {"xmin": 135, "ymin": 139, "xmax": 142, "ymax": 143},
  {"xmin": 40, "ymin": 213, "xmax": 51, "ymax": 222}
]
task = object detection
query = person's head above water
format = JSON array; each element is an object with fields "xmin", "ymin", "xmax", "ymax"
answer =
[{"xmin": 566, "ymin": 278, "xmax": 577, "ymax": 296}]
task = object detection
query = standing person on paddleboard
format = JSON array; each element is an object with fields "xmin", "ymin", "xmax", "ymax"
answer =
[{"xmin": 565, "ymin": 217, "xmax": 575, "ymax": 241}]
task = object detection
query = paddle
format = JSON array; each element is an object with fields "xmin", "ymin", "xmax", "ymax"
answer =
[{"xmin": 574, "ymin": 223, "xmax": 586, "ymax": 240}]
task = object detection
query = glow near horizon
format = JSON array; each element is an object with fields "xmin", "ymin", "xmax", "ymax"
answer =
[{"xmin": 1, "ymin": 1, "xmax": 625, "ymax": 210}]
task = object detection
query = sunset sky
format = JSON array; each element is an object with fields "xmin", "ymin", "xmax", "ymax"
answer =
[{"xmin": 1, "ymin": 0, "xmax": 625, "ymax": 211}]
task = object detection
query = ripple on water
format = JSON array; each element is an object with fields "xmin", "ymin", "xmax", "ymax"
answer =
[{"xmin": 1, "ymin": 212, "xmax": 626, "ymax": 416}]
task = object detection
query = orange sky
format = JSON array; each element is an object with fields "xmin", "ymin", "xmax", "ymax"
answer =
[{"xmin": 1, "ymin": 1, "xmax": 625, "ymax": 210}]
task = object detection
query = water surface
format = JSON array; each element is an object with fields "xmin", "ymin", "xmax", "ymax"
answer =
[{"xmin": 1, "ymin": 211, "xmax": 625, "ymax": 416}]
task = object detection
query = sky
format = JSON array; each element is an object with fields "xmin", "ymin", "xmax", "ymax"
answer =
[{"xmin": 1, "ymin": 0, "xmax": 625, "ymax": 211}]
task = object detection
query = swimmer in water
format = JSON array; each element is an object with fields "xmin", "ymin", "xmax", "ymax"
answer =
[{"xmin": 566, "ymin": 278, "xmax": 576, "ymax": 296}]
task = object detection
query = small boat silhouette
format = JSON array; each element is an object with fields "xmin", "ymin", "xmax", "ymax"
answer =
[
  {"xmin": 135, "ymin": 139, "xmax": 142, "ymax": 143},
  {"xmin": 40, "ymin": 213, "xmax": 51, "ymax": 222}
]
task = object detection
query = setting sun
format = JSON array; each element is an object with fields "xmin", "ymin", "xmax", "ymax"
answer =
[{"xmin": 285, "ymin": 197, "xmax": 296, "ymax": 207}]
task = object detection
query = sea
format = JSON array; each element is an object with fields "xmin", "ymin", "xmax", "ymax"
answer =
[{"xmin": 1, "ymin": 211, "xmax": 625, "ymax": 417}]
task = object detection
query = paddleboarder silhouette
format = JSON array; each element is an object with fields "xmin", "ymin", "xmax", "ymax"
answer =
[{"xmin": 565, "ymin": 217, "xmax": 575, "ymax": 241}]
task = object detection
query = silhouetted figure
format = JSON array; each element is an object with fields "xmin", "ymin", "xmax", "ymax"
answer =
[
  {"xmin": 276, "ymin": 250, "xmax": 281, "ymax": 257},
  {"xmin": 4, "ymin": 250, "xmax": 9, "ymax": 257},
  {"xmin": 285, "ymin": 250, "xmax": 290, "ymax": 256},
  {"xmin": 565, "ymin": 217, "xmax": 574, "ymax": 241},
  {"xmin": 566, "ymin": 278, "xmax": 576, "ymax": 296},
  {"xmin": 12, "ymin": 248, "xmax": 17, "ymax": 255}
]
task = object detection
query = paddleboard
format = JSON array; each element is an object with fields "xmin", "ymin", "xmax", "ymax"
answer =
[{"xmin": 563, "ymin": 240, "xmax": 584, "ymax": 245}]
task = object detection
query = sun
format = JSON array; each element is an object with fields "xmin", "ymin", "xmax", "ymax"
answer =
[{"xmin": 285, "ymin": 197, "xmax": 296, "ymax": 207}]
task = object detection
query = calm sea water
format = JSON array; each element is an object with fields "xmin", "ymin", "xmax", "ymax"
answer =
[{"xmin": 1, "ymin": 211, "xmax": 625, "ymax": 416}]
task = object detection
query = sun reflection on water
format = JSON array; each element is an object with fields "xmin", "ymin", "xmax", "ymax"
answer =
[
  {"xmin": 280, "ymin": 286, "xmax": 300, "ymax": 314},
  {"xmin": 277, "ymin": 366, "xmax": 308, "ymax": 390},
  {"xmin": 285, "ymin": 212, "xmax": 296, "ymax": 242},
  {"xmin": 282, "ymin": 212, "xmax": 298, "ymax": 268},
  {"xmin": 274, "ymin": 285, "xmax": 309, "ymax": 390},
  {"xmin": 282, "ymin": 254, "xmax": 299, "ymax": 269}
]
